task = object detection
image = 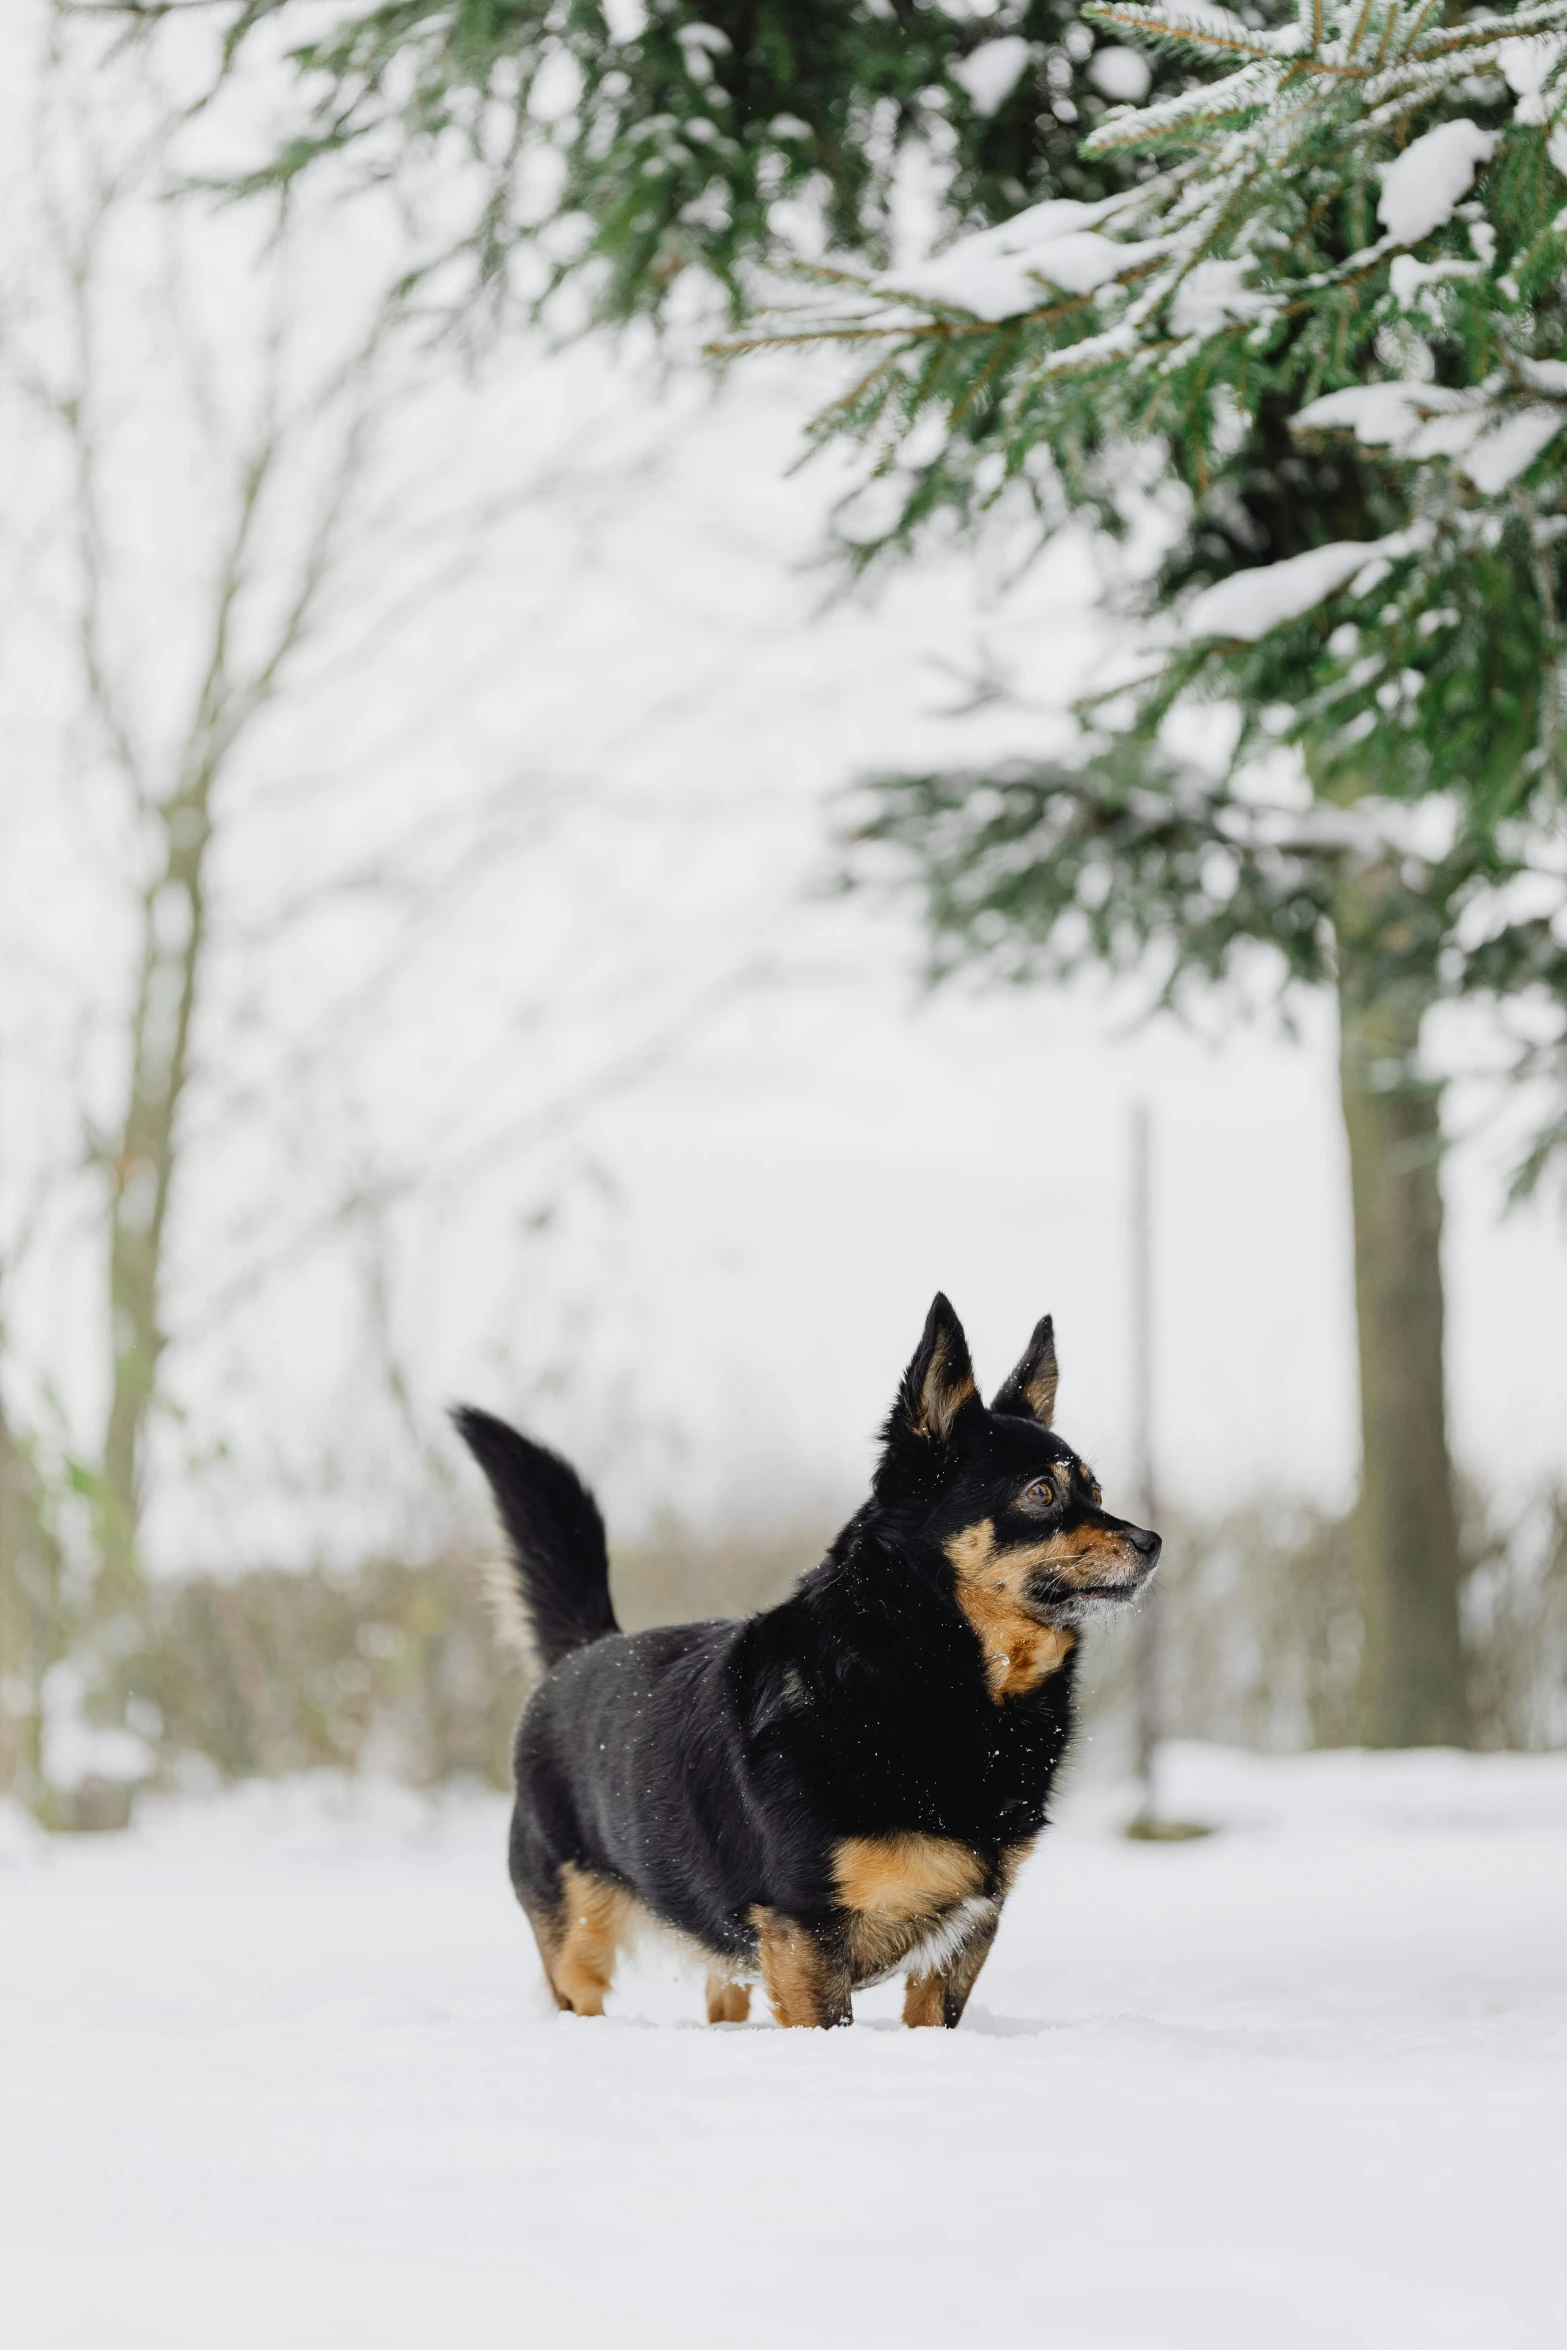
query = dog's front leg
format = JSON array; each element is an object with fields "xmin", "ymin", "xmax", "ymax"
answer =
[
  {"xmin": 750, "ymin": 1907, "xmax": 853, "ymax": 2028},
  {"xmin": 903, "ymin": 1909, "xmax": 1000, "ymax": 2029},
  {"xmin": 705, "ymin": 1970, "xmax": 752, "ymax": 2025}
]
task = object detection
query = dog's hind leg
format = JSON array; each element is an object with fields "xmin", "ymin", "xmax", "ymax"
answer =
[
  {"xmin": 751, "ymin": 1909, "xmax": 853, "ymax": 2028},
  {"xmin": 704, "ymin": 1971, "xmax": 752, "ymax": 2025},
  {"xmin": 903, "ymin": 1911, "xmax": 999, "ymax": 2030},
  {"xmin": 536, "ymin": 1864, "xmax": 632, "ymax": 2016},
  {"xmin": 522, "ymin": 1898, "xmax": 573, "ymax": 2011}
]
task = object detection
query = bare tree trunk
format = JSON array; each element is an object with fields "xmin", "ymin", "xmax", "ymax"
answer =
[
  {"xmin": 1335, "ymin": 893, "xmax": 1467, "ymax": 1747},
  {"xmin": 97, "ymin": 804, "xmax": 211, "ymax": 1617},
  {"xmin": 13, "ymin": 10, "xmax": 694, "ymax": 1726},
  {"xmin": 0, "ymin": 1386, "xmax": 62, "ymax": 1809}
]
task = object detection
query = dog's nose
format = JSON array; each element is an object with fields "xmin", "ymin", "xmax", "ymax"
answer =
[{"xmin": 1127, "ymin": 1526, "xmax": 1161, "ymax": 1562}]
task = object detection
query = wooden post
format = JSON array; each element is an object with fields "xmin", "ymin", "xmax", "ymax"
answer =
[
  {"xmin": 1124, "ymin": 1103, "xmax": 1208, "ymax": 1841},
  {"xmin": 1130, "ymin": 1101, "xmax": 1159, "ymax": 1820}
]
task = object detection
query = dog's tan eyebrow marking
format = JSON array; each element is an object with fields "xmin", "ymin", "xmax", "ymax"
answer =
[{"xmin": 943, "ymin": 1521, "xmax": 1080, "ymax": 1702}]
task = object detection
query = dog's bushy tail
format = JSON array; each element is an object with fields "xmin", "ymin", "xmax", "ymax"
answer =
[{"xmin": 451, "ymin": 1406, "xmax": 619, "ymax": 1672}]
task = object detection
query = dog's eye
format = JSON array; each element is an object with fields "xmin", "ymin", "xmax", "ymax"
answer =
[{"xmin": 1020, "ymin": 1477, "xmax": 1056, "ymax": 1512}]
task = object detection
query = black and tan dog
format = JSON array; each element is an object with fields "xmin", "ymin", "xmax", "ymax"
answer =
[{"xmin": 454, "ymin": 1294, "xmax": 1159, "ymax": 2030}]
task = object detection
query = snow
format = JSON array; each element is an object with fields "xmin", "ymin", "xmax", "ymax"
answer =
[
  {"xmin": 1499, "ymin": 31, "xmax": 1567, "ymax": 120},
  {"xmin": 1460, "ymin": 404, "xmax": 1565, "ymax": 491},
  {"xmin": 881, "ymin": 193, "xmax": 1149, "ymax": 318},
  {"xmin": 4, "ymin": 1746, "xmax": 1563, "ymax": 2347},
  {"xmin": 1389, "ymin": 252, "xmax": 1480, "ymax": 307},
  {"xmin": 677, "ymin": 21, "xmax": 729, "ymax": 56},
  {"xmin": 1298, "ymin": 381, "xmax": 1478, "ymax": 445},
  {"xmin": 1183, "ymin": 531, "xmax": 1421, "ymax": 641},
  {"xmin": 1143, "ymin": 0, "xmax": 1287, "ymax": 45},
  {"xmin": 1296, "ymin": 382, "xmax": 1564, "ymax": 493},
  {"xmin": 1167, "ymin": 256, "xmax": 1263, "ymax": 338},
  {"xmin": 950, "ymin": 36, "xmax": 1033, "ymax": 116},
  {"xmin": 1376, "ymin": 119, "xmax": 1499, "ymax": 247},
  {"xmin": 39, "ymin": 1660, "xmax": 153, "ymax": 1789},
  {"xmin": 600, "ymin": 0, "xmax": 647, "ymax": 42},
  {"xmin": 1089, "ymin": 45, "xmax": 1153, "ymax": 104},
  {"xmin": 1098, "ymin": 1, "xmax": 1299, "ymax": 60}
]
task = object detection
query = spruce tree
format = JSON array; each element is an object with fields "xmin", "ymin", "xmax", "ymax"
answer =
[{"xmin": 767, "ymin": 0, "xmax": 1567, "ymax": 1744}]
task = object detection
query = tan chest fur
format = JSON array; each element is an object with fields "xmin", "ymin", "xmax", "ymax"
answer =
[
  {"xmin": 830, "ymin": 1832, "xmax": 1036, "ymax": 1987},
  {"xmin": 944, "ymin": 1520, "xmax": 1078, "ymax": 1701},
  {"xmin": 834, "ymin": 1831, "xmax": 985, "ymax": 1917},
  {"xmin": 832, "ymin": 1832, "xmax": 990, "ymax": 1984}
]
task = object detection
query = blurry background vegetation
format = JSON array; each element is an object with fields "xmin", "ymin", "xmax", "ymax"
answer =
[{"xmin": 32, "ymin": 1489, "xmax": 1564, "ymax": 1830}]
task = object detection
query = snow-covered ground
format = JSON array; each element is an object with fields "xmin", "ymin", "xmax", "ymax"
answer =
[{"xmin": 4, "ymin": 1745, "xmax": 1563, "ymax": 2348}]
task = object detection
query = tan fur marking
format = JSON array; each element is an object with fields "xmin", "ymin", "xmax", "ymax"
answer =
[
  {"xmin": 917, "ymin": 1327, "xmax": 977, "ymax": 1440},
  {"xmin": 545, "ymin": 1864, "xmax": 634, "ymax": 2016},
  {"xmin": 995, "ymin": 1320, "xmax": 1058, "ymax": 1428},
  {"xmin": 903, "ymin": 1974, "xmax": 948, "ymax": 2028},
  {"xmin": 474, "ymin": 1554, "xmax": 536, "ymax": 1667},
  {"xmin": 846, "ymin": 1908, "xmax": 923, "ymax": 1984},
  {"xmin": 527, "ymin": 1918, "xmax": 574, "ymax": 2011},
  {"xmin": 833, "ymin": 1833, "xmax": 985, "ymax": 1918},
  {"xmin": 948, "ymin": 1518, "xmax": 1137, "ymax": 1588},
  {"xmin": 705, "ymin": 1972, "xmax": 752, "ymax": 2025},
  {"xmin": 902, "ymin": 1903, "xmax": 1003, "ymax": 2029},
  {"xmin": 945, "ymin": 1520, "xmax": 1082, "ymax": 1701},
  {"xmin": 750, "ymin": 1907, "xmax": 852, "ymax": 2028},
  {"xmin": 1033, "ymin": 1525, "xmax": 1139, "ymax": 1580},
  {"xmin": 1023, "ymin": 1363, "xmax": 1058, "ymax": 1427}
]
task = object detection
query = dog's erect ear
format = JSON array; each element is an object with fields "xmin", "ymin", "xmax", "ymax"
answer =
[
  {"xmin": 888, "ymin": 1293, "xmax": 979, "ymax": 1448},
  {"xmin": 991, "ymin": 1314, "xmax": 1059, "ymax": 1428}
]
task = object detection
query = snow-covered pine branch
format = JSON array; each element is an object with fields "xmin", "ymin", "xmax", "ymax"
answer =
[
  {"xmin": 709, "ymin": 0, "xmax": 1567, "ymax": 1188},
  {"xmin": 730, "ymin": 1, "xmax": 1567, "ymax": 807}
]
